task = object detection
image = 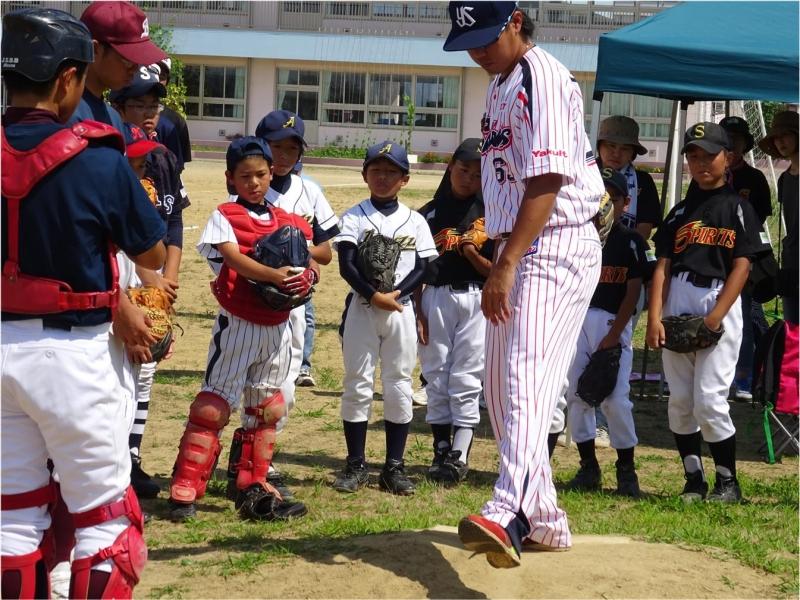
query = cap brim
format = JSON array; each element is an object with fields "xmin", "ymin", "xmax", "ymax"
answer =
[
  {"xmin": 681, "ymin": 140, "xmax": 726, "ymax": 155},
  {"xmin": 111, "ymin": 39, "xmax": 167, "ymax": 67},
  {"xmin": 264, "ymin": 129, "xmax": 307, "ymax": 146},
  {"xmin": 443, "ymin": 24, "xmax": 505, "ymax": 51},
  {"xmin": 604, "ymin": 182, "xmax": 627, "ymax": 197},
  {"xmin": 597, "ymin": 135, "xmax": 648, "ymax": 156},
  {"xmin": 364, "ymin": 155, "xmax": 409, "ymax": 173},
  {"xmin": 110, "ymin": 80, "xmax": 166, "ymax": 102},
  {"xmin": 127, "ymin": 140, "xmax": 163, "ymax": 158}
]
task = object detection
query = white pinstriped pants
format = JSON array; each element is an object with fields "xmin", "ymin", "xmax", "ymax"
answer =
[{"xmin": 483, "ymin": 223, "xmax": 601, "ymax": 548}]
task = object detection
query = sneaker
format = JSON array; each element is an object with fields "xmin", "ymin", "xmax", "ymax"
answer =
[
  {"xmin": 168, "ymin": 499, "xmax": 197, "ymax": 522},
  {"xmin": 614, "ymin": 463, "xmax": 640, "ymax": 497},
  {"xmin": 431, "ymin": 450, "xmax": 468, "ymax": 486},
  {"xmin": 412, "ymin": 387, "xmax": 428, "ymax": 406},
  {"xmin": 458, "ymin": 514, "xmax": 521, "ymax": 568},
  {"xmin": 567, "ymin": 460, "xmax": 602, "ymax": 491},
  {"xmin": 131, "ymin": 453, "xmax": 161, "ymax": 499},
  {"xmin": 734, "ymin": 386, "xmax": 753, "ymax": 402},
  {"xmin": 378, "ymin": 459, "xmax": 416, "ymax": 495},
  {"xmin": 595, "ymin": 427, "xmax": 611, "ymax": 448},
  {"xmin": 296, "ymin": 369, "xmax": 316, "ymax": 387},
  {"xmin": 706, "ymin": 474, "xmax": 743, "ymax": 503},
  {"xmin": 332, "ymin": 458, "xmax": 369, "ymax": 493},
  {"xmin": 267, "ymin": 469, "xmax": 296, "ymax": 502},
  {"xmin": 427, "ymin": 442, "xmax": 449, "ymax": 481},
  {"xmin": 680, "ymin": 470, "xmax": 709, "ymax": 504}
]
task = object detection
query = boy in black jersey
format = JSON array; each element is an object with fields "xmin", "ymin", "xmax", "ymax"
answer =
[
  {"xmin": 559, "ymin": 167, "xmax": 648, "ymax": 497},
  {"xmin": 647, "ymin": 122, "xmax": 772, "ymax": 504}
]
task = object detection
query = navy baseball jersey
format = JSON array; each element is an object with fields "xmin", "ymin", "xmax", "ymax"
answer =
[
  {"xmin": 69, "ymin": 89, "xmax": 125, "ymax": 134},
  {"xmin": 654, "ymin": 184, "xmax": 771, "ymax": 280},
  {"xmin": 590, "ymin": 224, "xmax": 649, "ymax": 314},
  {"xmin": 144, "ymin": 147, "xmax": 190, "ymax": 247},
  {"xmin": 1, "ymin": 117, "xmax": 166, "ymax": 327},
  {"xmin": 155, "ymin": 108, "xmax": 191, "ymax": 173}
]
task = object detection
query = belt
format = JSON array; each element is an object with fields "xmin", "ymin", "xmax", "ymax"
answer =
[
  {"xmin": 448, "ymin": 282, "xmax": 482, "ymax": 292},
  {"xmin": 42, "ymin": 319, "xmax": 72, "ymax": 331},
  {"xmin": 682, "ymin": 271, "xmax": 717, "ymax": 289}
]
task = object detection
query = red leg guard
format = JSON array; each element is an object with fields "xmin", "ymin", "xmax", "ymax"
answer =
[
  {"xmin": 236, "ymin": 391, "xmax": 284, "ymax": 493},
  {"xmin": 169, "ymin": 391, "xmax": 231, "ymax": 504},
  {"xmin": 1, "ymin": 550, "xmax": 50, "ymax": 599},
  {"xmin": 68, "ymin": 487, "xmax": 146, "ymax": 600}
]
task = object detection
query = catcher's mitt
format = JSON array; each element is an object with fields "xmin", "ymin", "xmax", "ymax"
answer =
[
  {"xmin": 235, "ymin": 484, "xmax": 308, "ymax": 522},
  {"xmin": 661, "ymin": 314, "xmax": 724, "ymax": 353},
  {"xmin": 252, "ymin": 226, "xmax": 313, "ymax": 311},
  {"xmin": 593, "ymin": 191, "xmax": 614, "ymax": 247},
  {"xmin": 357, "ymin": 232, "xmax": 402, "ymax": 293},
  {"xmin": 457, "ymin": 217, "xmax": 488, "ymax": 254},
  {"xmin": 576, "ymin": 344, "xmax": 622, "ymax": 407},
  {"xmin": 126, "ymin": 286, "xmax": 175, "ymax": 362}
]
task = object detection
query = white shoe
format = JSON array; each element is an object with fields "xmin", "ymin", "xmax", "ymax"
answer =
[
  {"xmin": 412, "ymin": 387, "xmax": 428, "ymax": 406},
  {"xmin": 557, "ymin": 433, "xmax": 568, "ymax": 447},
  {"xmin": 296, "ymin": 369, "xmax": 315, "ymax": 387},
  {"xmin": 595, "ymin": 427, "xmax": 611, "ymax": 448},
  {"xmin": 50, "ymin": 561, "xmax": 71, "ymax": 600}
]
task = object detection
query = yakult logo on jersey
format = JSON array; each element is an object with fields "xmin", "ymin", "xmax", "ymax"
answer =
[
  {"xmin": 454, "ymin": 5, "xmax": 476, "ymax": 28},
  {"xmin": 480, "ymin": 127, "xmax": 512, "ymax": 153},
  {"xmin": 673, "ymin": 220, "xmax": 736, "ymax": 254},
  {"xmin": 531, "ymin": 149, "xmax": 567, "ymax": 158},
  {"xmin": 599, "ymin": 266, "xmax": 628, "ymax": 284}
]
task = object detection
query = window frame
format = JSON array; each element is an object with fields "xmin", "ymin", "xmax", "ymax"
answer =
[{"xmin": 183, "ymin": 63, "xmax": 247, "ymax": 122}]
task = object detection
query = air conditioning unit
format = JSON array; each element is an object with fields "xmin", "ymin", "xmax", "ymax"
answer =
[{"xmin": 218, "ymin": 129, "xmax": 226, "ymax": 137}]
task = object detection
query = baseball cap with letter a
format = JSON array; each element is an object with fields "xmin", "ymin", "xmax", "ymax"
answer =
[
  {"xmin": 363, "ymin": 141, "xmax": 410, "ymax": 173},
  {"xmin": 80, "ymin": 1, "xmax": 166, "ymax": 66},
  {"xmin": 443, "ymin": 1, "xmax": 518, "ymax": 52}
]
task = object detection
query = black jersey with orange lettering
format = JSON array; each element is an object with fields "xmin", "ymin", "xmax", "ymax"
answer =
[
  {"xmin": 590, "ymin": 223, "xmax": 649, "ymax": 314},
  {"xmin": 654, "ymin": 184, "xmax": 770, "ymax": 280}
]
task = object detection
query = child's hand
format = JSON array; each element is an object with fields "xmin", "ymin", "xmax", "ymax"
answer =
[
  {"xmin": 703, "ymin": 315, "xmax": 722, "ymax": 333},
  {"xmin": 417, "ymin": 314, "xmax": 429, "ymax": 345},
  {"xmin": 646, "ymin": 319, "xmax": 665, "ymax": 349},
  {"xmin": 598, "ymin": 332, "xmax": 620, "ymax": 350},
  {"xmin": 127, "ymin": 344, "xmax": 153, "ymax": 364},
  {"xmin": 371, "ymin": 290, "xmax": 403, "ymax": 312}
]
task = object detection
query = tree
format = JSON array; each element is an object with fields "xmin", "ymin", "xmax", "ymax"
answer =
[{"xmin": 149, "ymin": 24, "xmax": 187, "ymax": 118}]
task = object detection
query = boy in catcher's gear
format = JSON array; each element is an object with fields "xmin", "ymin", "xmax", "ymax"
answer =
[
  {"xmin": 647, "ymin": 122, "xmax": 772, "ymax": 504},
  {"xmin": 1, "ymin": 8, "xmax": 167, "ymax": 598},
  {"xmin": 169, "ymin": 137, "xmax": 313, "ymax": 522},
  {"xmin": 556, "ymin": 166, "xmax": 648, "ymax": 497},
  {"xmin": 445, "ymin": 1, "xmax": 604, "ymax": 566},
  {"xmin": 333, "ymin": 141, "xmax": 437, "ymax": 496},
  {"xmin": 416, "ymin": 138, "xmax": 493, "ymax": 486}
]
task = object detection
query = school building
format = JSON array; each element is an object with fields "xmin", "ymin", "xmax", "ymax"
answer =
[{"xmin": 5, "ymin": 1, "xmax": 685, "ymax": 163}]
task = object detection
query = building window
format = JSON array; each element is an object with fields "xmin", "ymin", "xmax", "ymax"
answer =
[
  {"xmin": 326, "ymin": 2, "xmax": 369, "ymax": 17},
  {"xmin": 579, "ymin": 79, "xmax": 672, "ymax": 141},
  {"xmin": 321, "ymin": 71, "xmax": 366, "ymax": 124},
  {"xmin": 282, "ymin": 1, "xmax": 321, "ymax": 13},
  {"xmin": 372, "ymin": 3, "xmax": 416, "ymax": 19},
  {"xmin": 158, "ymin": 0, "xmax": 245, "ymax": 12},
  {"xmin": 277, "ymin": 68, "xmax": 320, "ymax": 121},
  {"xmin": 415, "ymin": 75, "xmax": 459, "ymax": 129},
  {"xmin": 184, "ymin": 64, "xmax": 246, "ymax": 121},
  {"xmin": 417, "ymin": 2, "xmax": 448, "ymax": 21}
]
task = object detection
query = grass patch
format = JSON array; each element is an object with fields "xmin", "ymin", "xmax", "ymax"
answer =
[{"xmin": 315, "ymin": 366, "xmax": 342, "ymax": 390}]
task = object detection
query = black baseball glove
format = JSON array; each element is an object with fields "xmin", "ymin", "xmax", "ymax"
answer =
[
  {"xmin": 661, "ymin": 314, "xmax": 724, "ymax": 353},
  {"xmin": 357, "ymin": 232, "xmax": 402, "ymax": 293},
  {"xmin": 235, "ymin": 484, "xmax": 308, "ymax": 522},
  {"xmin": 251, "ymin": 226, "xmax": 314, "ymax": 311},
  {"xmin": 576, "ymin": 344, "xmax": 622, "ymax": 407}
]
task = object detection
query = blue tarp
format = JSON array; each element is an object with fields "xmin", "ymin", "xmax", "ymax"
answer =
[{"xmin": 594, "ymin": 1, "xmax": 799, "ymax": 102}]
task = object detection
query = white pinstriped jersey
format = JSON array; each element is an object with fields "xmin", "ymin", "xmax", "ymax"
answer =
[
  {"xmin": 480, "ymin": 45, "xmax": 605, "ymax": 238},
  {"xmin": 230, "ymin": 174, "xmax": 338, "ymax": 238},
  {"xmin": 334, "ymin": 199, "xmax": 438, "ymax": 286},
  {"xmin": 197, "ymin": 203, "xmax": 276, "ymax": 276}
]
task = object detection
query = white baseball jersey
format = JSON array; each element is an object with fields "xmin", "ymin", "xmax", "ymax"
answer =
[
  {"xmin": 197, "ymin": 203, "xmax": 276, "ymax": 276},
  {"xmin": 480, "ymin": 45, "xmax": 605, "ymax": 238},
  {"xmin": 334, "ymin": 199, "xmax": 437, "ymax": 290}
]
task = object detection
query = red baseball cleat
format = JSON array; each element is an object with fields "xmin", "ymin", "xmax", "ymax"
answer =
[{"xmin": 458, "ymin": 514, "xmax": 521, "ymax": 568}]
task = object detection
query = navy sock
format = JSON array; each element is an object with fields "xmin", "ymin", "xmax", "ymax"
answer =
[
  {"xmin": 615, "ymin": 446, "xmax": 635, "ymax": 467},
  {"xmin": 547, "ymin": 432, "xmax": 559, "ymax": 459},
  {"xmin": 343, "ymin": 420, "xmax": 368, "ymax": 463},
  {"xmin": 430, "ymin": 423, "xmax": 452, "ymax": 450},
  {"xmin": 577, "ymin": 439, "xmax": 598, "ymax": 465},
  {"xmin": 708, "ymin": 434, "xmax": 737, "ymax": 479},
  {"xmin": 385, "ymin": 420, "xmax": 410, "ymax": 462},
  {"xmin": 674, "ymin": 431, "xmax": 704, "ymax": 476}
]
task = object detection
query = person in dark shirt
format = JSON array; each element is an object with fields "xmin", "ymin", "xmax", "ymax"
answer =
[
  {"xmin": 153, "ymin": 58, "xmax": 192, "ymax": 173},
  {"xmin": 415, "ymin": 138, "xmax": 492, "ymax": 487},
  {"xmin": 759, "ymin": 110, "xmax": 799, "ymax": 324},
  {"xmin": 648, "ymin": 122, "xmax": 772, "ymax": 505}
]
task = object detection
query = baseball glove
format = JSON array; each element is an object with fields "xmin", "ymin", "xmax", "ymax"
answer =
[
  {"xmin": 235, "ymin": 484, "xmax": 308, "ymax": 522},
  {"xmin": 661, "ymin": 314, "xmax": 724, "ymax": 353},
  {"xmin": 576, "ymin": 344, "xmax": 622, "ymax": 407},
  {"xmin": 457, "ymin": 217, "xmax": 488, "ymax": 254},
  {"xmin": 357, "ymin": 232, "xmax": 402, "ymax": 293},
  {"xmin": 252, "ymin": 226, "xmax": 314, "ymax": 311},
  {"xmin": 126, "ymin": 286, "xmax": 175, "ymax": 362},
  {"xmin": 593, "ymin": 191, "xmax": 614, "ymax": 247}
]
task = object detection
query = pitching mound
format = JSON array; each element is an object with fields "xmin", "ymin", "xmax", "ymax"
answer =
[{"xmin": 139, "ymin": 525, "xmax": 780, "ymax": 598}]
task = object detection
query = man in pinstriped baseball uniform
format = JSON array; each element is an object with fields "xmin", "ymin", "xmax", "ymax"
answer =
[{"xmin": 444, "ymin": 1, "xmax": 605, "ymax": 567}]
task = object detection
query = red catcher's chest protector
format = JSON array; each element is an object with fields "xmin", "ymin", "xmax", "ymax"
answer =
[
  {"xmin": 1, "ymin": 120, "xmax": 125, "ymax": 315},
  {"xmin": 212, "ymin": 202, "xmax": 311, "ymax": 325}
]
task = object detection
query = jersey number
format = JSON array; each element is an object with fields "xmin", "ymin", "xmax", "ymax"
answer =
[{"xmin": 493, "ymin": 158, "xmax": 515, "ymax": 184}]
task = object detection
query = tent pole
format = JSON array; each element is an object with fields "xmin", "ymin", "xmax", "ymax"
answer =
[
  {"xmin": 672, "ymin": 101, "xmax": 689, "ymax": 206},
  {"xmin": 662, "ymin": 100, "xmax": 681, "ymax": 212},
  {"xmin": 590, "ymin": 92, "xmax": 604, "ymax": 151}
]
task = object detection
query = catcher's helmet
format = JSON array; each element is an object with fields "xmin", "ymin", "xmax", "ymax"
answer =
[{"xmin": 2, "ymin": 8, "xmax": 93, "ymax": 82}]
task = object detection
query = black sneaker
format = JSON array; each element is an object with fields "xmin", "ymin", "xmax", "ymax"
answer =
[
  {"xmin": 614, "ymin": 463, "xmax": 640, "ymax": 497},
  {"xmin": 680, "ymin": 470, "xmax": 709, "ymax": 503},
  {"xmin": 706, "ymin": 474, "xmax": 743, "ymax": 503},
  {"xmin": 427, "ymin": 442, "xmax": 450, "ymax": 481},
  {"xmin": 131, "ymin": 453, "xmax": 161, "ymax": 499},
  {"xmin": 379, "ymin": 459, "xmax": 415, "ymax": 496},
  {"xmin": 431, "ymin": 450, "xmax": 469, "ymax": 486},
  {"xmin": 332, "ymin": 459, "xmax": 369, "ymax": 493},
  {"xmin": 168, "ymin": 499, "xmax": 196, "ymax": 522},
  {"xmin": 567, "ymin": 460, "xmax": 602, "ymax": 491},
  {"xmin": 235, "ymin": 484, "xmax": 308, "ymax": 521},
  {"xmin": 268, "ymin": 470, "xmax": 296, "ymax": 502}
]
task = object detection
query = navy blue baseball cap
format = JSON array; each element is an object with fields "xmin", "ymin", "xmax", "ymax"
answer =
[
  {"xmin": 681, "ymin": 122, "xmax": 731, "ymax": 155},
  {"xmin": 255, "ymin": 110, "xmax": 307, "ymax": 146},
  {"xmin": 719, "ymin": 116, "xmax": 755, "ymax": 152},
  {"xmin": 363, "ymin": 140, "xmax": 409, "ymax": 173},
  {"xmin": 226, "ymin": 136, "xmax": 273, "ymax": 172},
  {"xmin": 443, "ymin": 1, "xmax": 518, "ymax": 52},
  {"xmin": 109, "ymin": 65, "xmax": 166, "ymax": 103},
  {"xmin": 600, "ymin": 166, "xmax": 628, "ymax": 198}
]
